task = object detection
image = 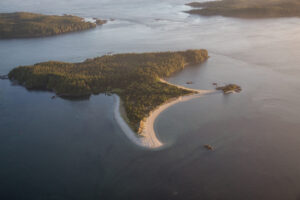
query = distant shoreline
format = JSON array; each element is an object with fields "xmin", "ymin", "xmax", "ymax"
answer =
[
  {"xmin": 0, "ymin": 12, "xmax": 106, "ymax": 39},
  {"xmin": 186, "ymin": 0, "xmax": 300, "ymax": 19},
  {"xmin": 114, "ymin": 79, "xmax": 215, "ymax": 149}
]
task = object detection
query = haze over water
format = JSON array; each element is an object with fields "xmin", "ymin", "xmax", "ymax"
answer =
[{"xmin": 1, "ymin": 0, "xmax": 300, "ymax": 199}]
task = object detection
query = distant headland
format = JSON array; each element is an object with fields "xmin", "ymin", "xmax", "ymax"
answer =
[
  {"xmin": 0, "ymin": 12, "xmax": 106, "ymax": 39},
  {"xmin": 186, "ymin": 0, "xmax": 300, "ymax": 19}
]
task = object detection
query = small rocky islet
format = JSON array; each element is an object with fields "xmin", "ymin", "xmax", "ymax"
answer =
[
  {"xmin": 204, "ymin": 144, "xmax": 214, "ymax": 151},
  {"xmin": 216, "ymin": 84, "xmax": 242, "ymax": 94}
]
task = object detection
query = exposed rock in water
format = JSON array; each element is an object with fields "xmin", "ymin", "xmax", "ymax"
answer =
[
  {"xmin": 216, "ymin": 84, "xmax": 242, "ymax": 94},
  {"xmin": 186, "ymin": 81, "xmax": 194, "ymax": 84},
  {"xmin": 204, "ymin": 144, "xmax": 214, "ymax": 151},
  {"xmin": 95, "ymin": 19, "xmax": 107, "ymax": 25},
  {"xmin": 51, "ymin": 96, "xmax": 56, "ymax": 99}
]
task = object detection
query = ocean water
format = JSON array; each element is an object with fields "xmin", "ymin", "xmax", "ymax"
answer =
[{"xmin": 1, "ymin": 0, "xmax": 300, "ymax": 199}]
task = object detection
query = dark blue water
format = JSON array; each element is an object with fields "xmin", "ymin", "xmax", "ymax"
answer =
[{"xmin": 1, "ymin": 0, "xmax": 300, "ymax": 199}]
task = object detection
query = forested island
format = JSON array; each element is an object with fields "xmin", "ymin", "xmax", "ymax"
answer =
[
  {"xmin": 186, "ymin": 0, "xmax": 300, "ymax": 18},
  {"xmin": 9, "ymin": 50, "xmax": 208, "ymax": 133},
  {"xmin": 0, "ymin": 12, "xmax": 106, "ymax": 39}
]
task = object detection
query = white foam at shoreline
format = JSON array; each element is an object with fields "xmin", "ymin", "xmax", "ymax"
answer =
[{"xmin": 82, "ymin": 17, "xmax": 96, "ymax": 23}]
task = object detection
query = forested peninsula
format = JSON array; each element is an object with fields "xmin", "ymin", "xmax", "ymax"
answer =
[
  {"xmin": 186, "ymin": 0, "xmax": 300, "ymax": 19},
  {"xmin": 9, "ymin": 50, "xmax": 209, "ymax": 133},
  {"xmin": 0, "ymin": 12, "xmax": 106, "ymax": 39}
]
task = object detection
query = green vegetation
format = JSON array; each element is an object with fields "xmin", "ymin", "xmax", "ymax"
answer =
[
  {"xmin": 0, "ymin": 12, "xmax": 106, "ymax": 39},
  {"xmin": 186, "ymin": 0, "xmax": 300, "ymax": 18},
  {"xmin": 9, "ymin": 50, "xmax": 208, "ymax": 132},
  {"xmin": 216, "ymin": 84, "xmax": 242, "ymax": 94}
]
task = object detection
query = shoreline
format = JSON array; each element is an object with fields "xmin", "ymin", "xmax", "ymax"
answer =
[{"xmin": 114, "ymin": 79, "xmax": 215, "ymax": 149}]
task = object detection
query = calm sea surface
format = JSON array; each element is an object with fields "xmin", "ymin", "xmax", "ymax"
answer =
[{"xmin": 1, "ymin": 0, "xmax": 300, "ymax": 199}]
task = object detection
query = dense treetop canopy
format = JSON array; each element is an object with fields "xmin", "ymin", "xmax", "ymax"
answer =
[
  {"xmin": 9, "ymin": 50, "xmax": 208, "ymax": 132},
  {"xmin": 0, "ymin": 12, "xmax": 106, "ymax": 39}
]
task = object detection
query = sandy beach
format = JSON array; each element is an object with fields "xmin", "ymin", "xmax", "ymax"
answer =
[{"xmin": 114, "ymin": 79, "xmax": 215, "ymax": 149}]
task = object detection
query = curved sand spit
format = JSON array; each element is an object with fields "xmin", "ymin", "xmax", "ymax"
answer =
[{"xmin": 114, "ymin": 79, "xmax": 215, "ymax": 149}]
